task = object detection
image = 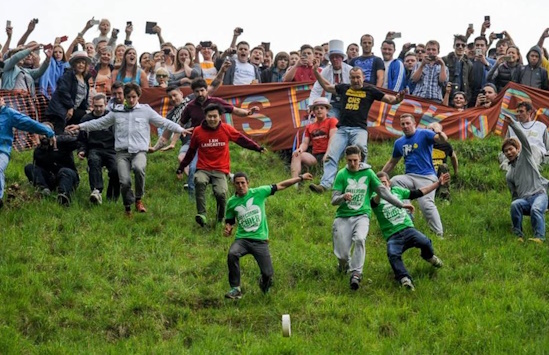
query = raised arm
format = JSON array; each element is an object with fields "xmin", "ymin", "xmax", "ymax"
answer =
[
  {"xmin": 311, "ymin": 59, "xmax": 336, "ymax": 93},
  {"xmin": 538, "ymin": 28, "xmax": 549, "ymax": 51},
  {"xmin": 17, "ymin": 19, "xmax": 36, "ymax": 46},
  {"xmin": 275, "ymin": 172, "xmax": 313, "ymax": 191},
  {"xmin": 2, "ymin": 24, "xmax": 13, "ymax": 56}
]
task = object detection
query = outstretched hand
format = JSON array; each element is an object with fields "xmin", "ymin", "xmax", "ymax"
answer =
[
  {"xmin": 65, "ymin": 124, "xmax": 79, "ymax": 132},
  {"xmin": 300, "ymin": 172, "xmax": 313, "ymax": 181},
  {"xmin": 402, "ymin": 203, "xmax": 415, "ymax": 214},
  {"xmin": 439, "ymin": 172, "xmax": 450, "ymax": 186}
]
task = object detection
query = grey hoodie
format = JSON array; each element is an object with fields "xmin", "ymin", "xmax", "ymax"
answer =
[
  {"xmin": 518, "ymin": 46, "xmax": 549, "ymax": 90},
  {"xmin": 506, "ymin": 119, "xmax": 549, "ymax": 200}
]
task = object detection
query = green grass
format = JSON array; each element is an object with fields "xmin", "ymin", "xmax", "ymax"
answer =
[{"xmin": 1, "ymin": 136, "xmax": 549, "ymax": 354}]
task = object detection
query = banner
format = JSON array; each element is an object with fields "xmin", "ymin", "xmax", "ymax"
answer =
[
  {"xmin": 141, "ymin": 82, "xmax": 549, "ymax": 150},
  {"xmin": 7, "ymin": 82, "xmax": 549, "ymax": 152}
]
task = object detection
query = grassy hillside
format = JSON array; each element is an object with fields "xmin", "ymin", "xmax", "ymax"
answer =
[{"xmin": 1, "ymin": 135, "xmax": 548, "ymax": 354}]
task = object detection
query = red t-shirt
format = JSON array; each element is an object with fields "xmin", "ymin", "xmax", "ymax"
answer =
[
  {"xmin": 304, "ymin": 117, "xmax": 338, "ymax": 154},
  {"xmin": 293, "ymin": 65, "xmax": 320, "ymax": 82},
  {"xmin": 189, "ymin": 122, "xmax": 259, "ymax": 174}
]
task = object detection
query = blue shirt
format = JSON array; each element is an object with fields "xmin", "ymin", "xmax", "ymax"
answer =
[
  {"xmin": 349, "ymin": 55, "xmax": 385, "ymax": 85},
  {"xmin": 392, "ymin": 128, "xmax": 437, "ymax": 176},
  {"xmin": 0, "ymin": 106, "xmax": 54, "ymax": 157}
]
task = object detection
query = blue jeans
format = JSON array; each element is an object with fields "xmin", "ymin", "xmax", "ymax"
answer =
[
  {"xmin": 0, "ymin": 153, "xmax": 9, "ymax": 199},
  {"xmin": 320, "ymin": 126, "xmax": 368, "ymax": 189},
  {"xmin": 386, "ymin": 227, "xmax": 434, "ymax": 281},
  {"xmin": 510, "ymin": 193, "xmax": 548, "ymax": 239},
  {"xmin": 187, "ymin": 151, "xmax": 198, "ymax": 193}
]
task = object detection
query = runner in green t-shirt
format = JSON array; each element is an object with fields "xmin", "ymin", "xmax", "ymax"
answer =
[
  {"xmin": 371, "ymin": 171, "xmax": 449, "ymax": 291},
  {"xmin": 331, "ymin": 145, "xmax": 414, "ymax": 291},
  {"xmin": 223, "ymin": 171, "xmax": 313, "ymax": 299}
]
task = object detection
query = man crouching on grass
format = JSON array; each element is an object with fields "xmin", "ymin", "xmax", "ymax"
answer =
[
  {"xmin": 371, "ymin": 171, "xmax": 448, "ymax": 291},
  {"xmin": 223, "ymin": 171, "xmax": 313, "ymax": 299}
]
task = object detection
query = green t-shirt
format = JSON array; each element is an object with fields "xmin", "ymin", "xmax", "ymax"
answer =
[
  {"xmin": 371, "ymin": 186, "xmax": 415, "ymax": 240},
  {"xmin": 225, "ymin": 185, "xmax": 274, "ymax": 240},
  {"xmin": 333, "ymin": 167, "xmax": 381, "ymax": 218}
]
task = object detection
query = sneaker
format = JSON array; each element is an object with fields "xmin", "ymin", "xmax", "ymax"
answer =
[
  {"xmin": 90, "ymin": 189, "xmax": 102, "ymax": 205},
  {"xmin": 195, "ymin": 214, "xmax": 206, "ymax": 227},
  {"xmin": 124, "ymin": 205, "xmax": 132, "ymax": 217},
  {"xmin": 259, "ymin": 276, "xmax": 273, "ymax": 294},
  {"xmin": 41, "ymin": 187, "xmax": 52, "ymax": 197},
  {"xmin": 228, "ymin": 173, "xmax": 235, "ymax": 183},
  {"xmin": 427, "ymin": 255, "xmax": 443, "ymax": 268},
  {"xmin": 528, "ymin": 238, "xmax": 545, "ymax": 244},
  {"xmin": 57, "ymin": 193, "xmax": 70, "ymax": 206},
  {"xmin": 135, "ymin": 200, "xmax": 147, "ymax": 213},
  {"xmin": 350, "ymin": 272, "xmax": 361, "ymax": 291},
  {"xmin": 309, "ymin": 183, "xmax": 326, "ymax": 194},
  {"xmin": 400, "ymin": 277, "xmax": 415, "ymax": 291},
  {"xmin": 183, "ymin": 183, "xmax": 189, "ymax": 191},
  {"xmin": 224, "ymin": 287, "xmax": 242, "ymax": 299},
  {"xmin": 436, "ymin": 233, "xmax": 445, "ymax": 240}
]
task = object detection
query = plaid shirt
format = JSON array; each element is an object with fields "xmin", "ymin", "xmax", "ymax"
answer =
[{"xmin": 411, "ymin": 62, "xmax": 448, "ymax": 101}]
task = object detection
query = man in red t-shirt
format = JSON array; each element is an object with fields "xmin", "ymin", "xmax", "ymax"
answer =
[
  {"xmin": 177, "ymin": 103, "xmax": 265, "ymax": 227},
  {"xmin": 290, "ymin": 97, "xmax": 338, "ymax": 180}
]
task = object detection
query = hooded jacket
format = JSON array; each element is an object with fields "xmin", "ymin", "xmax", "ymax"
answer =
[{"xmin": 517, "ymin": 46, "xmax": 548, "ymax": 90}]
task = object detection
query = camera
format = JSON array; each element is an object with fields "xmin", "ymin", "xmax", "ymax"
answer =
[
  {"xmin": 428, "ymin": 55, "xmax": 436, "ymax": 61},
  {"xmin": 127, "ymin": 21, "xmax": 132, "ymax": 27},
  {"xmin": 475, "ymin": 48, "xmax": 483, "ymax": 56},
  {"xmin": 112, "ymin": 28, "xmax": 120, "ymax": 35},
  {"xmin": 393, "ymin": 32, "xmax": 402, "ymax": 39},
  {"xmin": 200, "ymin": 41, "xmax": 212, "ymax": 48},
  {"xmin": 32, "ymin": 18, "xmax": 39, "ymax": 24},
  {"xmin": 495, "ymin": 33, "xmax": 504, "ymax": 39},
  {"xmin": 163, "ymin": 48, "xmax": 171, "ymax": 55},
  {"xmin": 229, "ymin": 48, "xmax": 237, "ymax": 55},
  {"xmin": 409, "ymin": 43, "xmax": 416, "ymax": 48},
  {"xmin": 480, "ymin": 89, "xmax": 486, "ymax": 95},
  {"xmin": 236, "ymin": 27, "xmax": 243, "ymax": 34}
]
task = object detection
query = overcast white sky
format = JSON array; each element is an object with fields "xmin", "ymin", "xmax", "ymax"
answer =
[{"xmin": 3, "ymin": 0, "xmax": 549, "ymax": 59}]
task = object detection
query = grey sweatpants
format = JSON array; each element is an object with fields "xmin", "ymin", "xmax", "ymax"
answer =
[
  {"xmin": 390, "ymin": 173, "xmax": 443, "ymax": 236},
  {"xmin": 332, "ymin": 215, "xmax": 370, "ymax": 275}
]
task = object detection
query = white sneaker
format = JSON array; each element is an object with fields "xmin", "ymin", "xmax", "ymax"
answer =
[
  {"xmin": 90, "ymin": 189, "xmax": 102, "ymax": 205},
  {"xmin": 427, "ymin": 255, "xmax": 443, "ymax": 268},
  {"xmin": 400, "ymin": 277, "xmax": 415, "ymax": 291}
]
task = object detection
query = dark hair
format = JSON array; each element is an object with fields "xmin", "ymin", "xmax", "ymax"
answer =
[
  {"xmin": 191, "ymin": 78, "xmax": 208, "ymax": 91},
  {"xmin": 111, "ymin": 81, "xmax": 124, "ymax": 91},
  {"xmin": 236, "ymin": 41, "xmax": 250, "ymax": 48},
  {"xmin": 300, "ymin": 44, "xmax": 313, "ymax": 52},
  {"xmin": 453, "ymin": 35, "xmax": 467, "ymax": 44},
  {"xmin": 382, "ymin": 40, "xmax": 395, "ymax": 49},
  {"xmin": 474, "ymin": 36, "xmax": 488, "ymax": 46},
  {"xmin": 123, "ymin": 82, "xmax": 141, "ymax": 97},
  {"xmin": 517, "ymin": 101, "xmax": 533, "ymax": 111},
  {"xmin": 345, "ymin": 145, "xmax": 362, "ymax": 157},
  {"xmin": 166, "ymin": 85, "xmax": 181, "ymax": 94},
  {"xmin": 376, "ymin": 171, "xmax": 390, "ymax": 180},
  {"xmin": 203, "ymin": 103, "xmax": 225, "ymax": 115},
  {"xmin": 233, "ymin": 172, "xmax": 249, "ymax": 182}
]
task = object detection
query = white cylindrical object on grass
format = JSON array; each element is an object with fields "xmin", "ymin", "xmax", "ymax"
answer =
[{"xmin": 282, "ymin": 314, "xmax": 291, "ymax": 337}]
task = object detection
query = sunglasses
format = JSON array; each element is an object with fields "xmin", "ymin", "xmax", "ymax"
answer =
[
  {"xmin": 416, "ymin": 50, "xmax": 425, "ymax": 54},
  {"xmin": 455, "ymin": 43, "xmax": 466, "ymax": 48},
  {"xmin": 156, "ymin": 74, "xmax": 168, "ymax": 78}
]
